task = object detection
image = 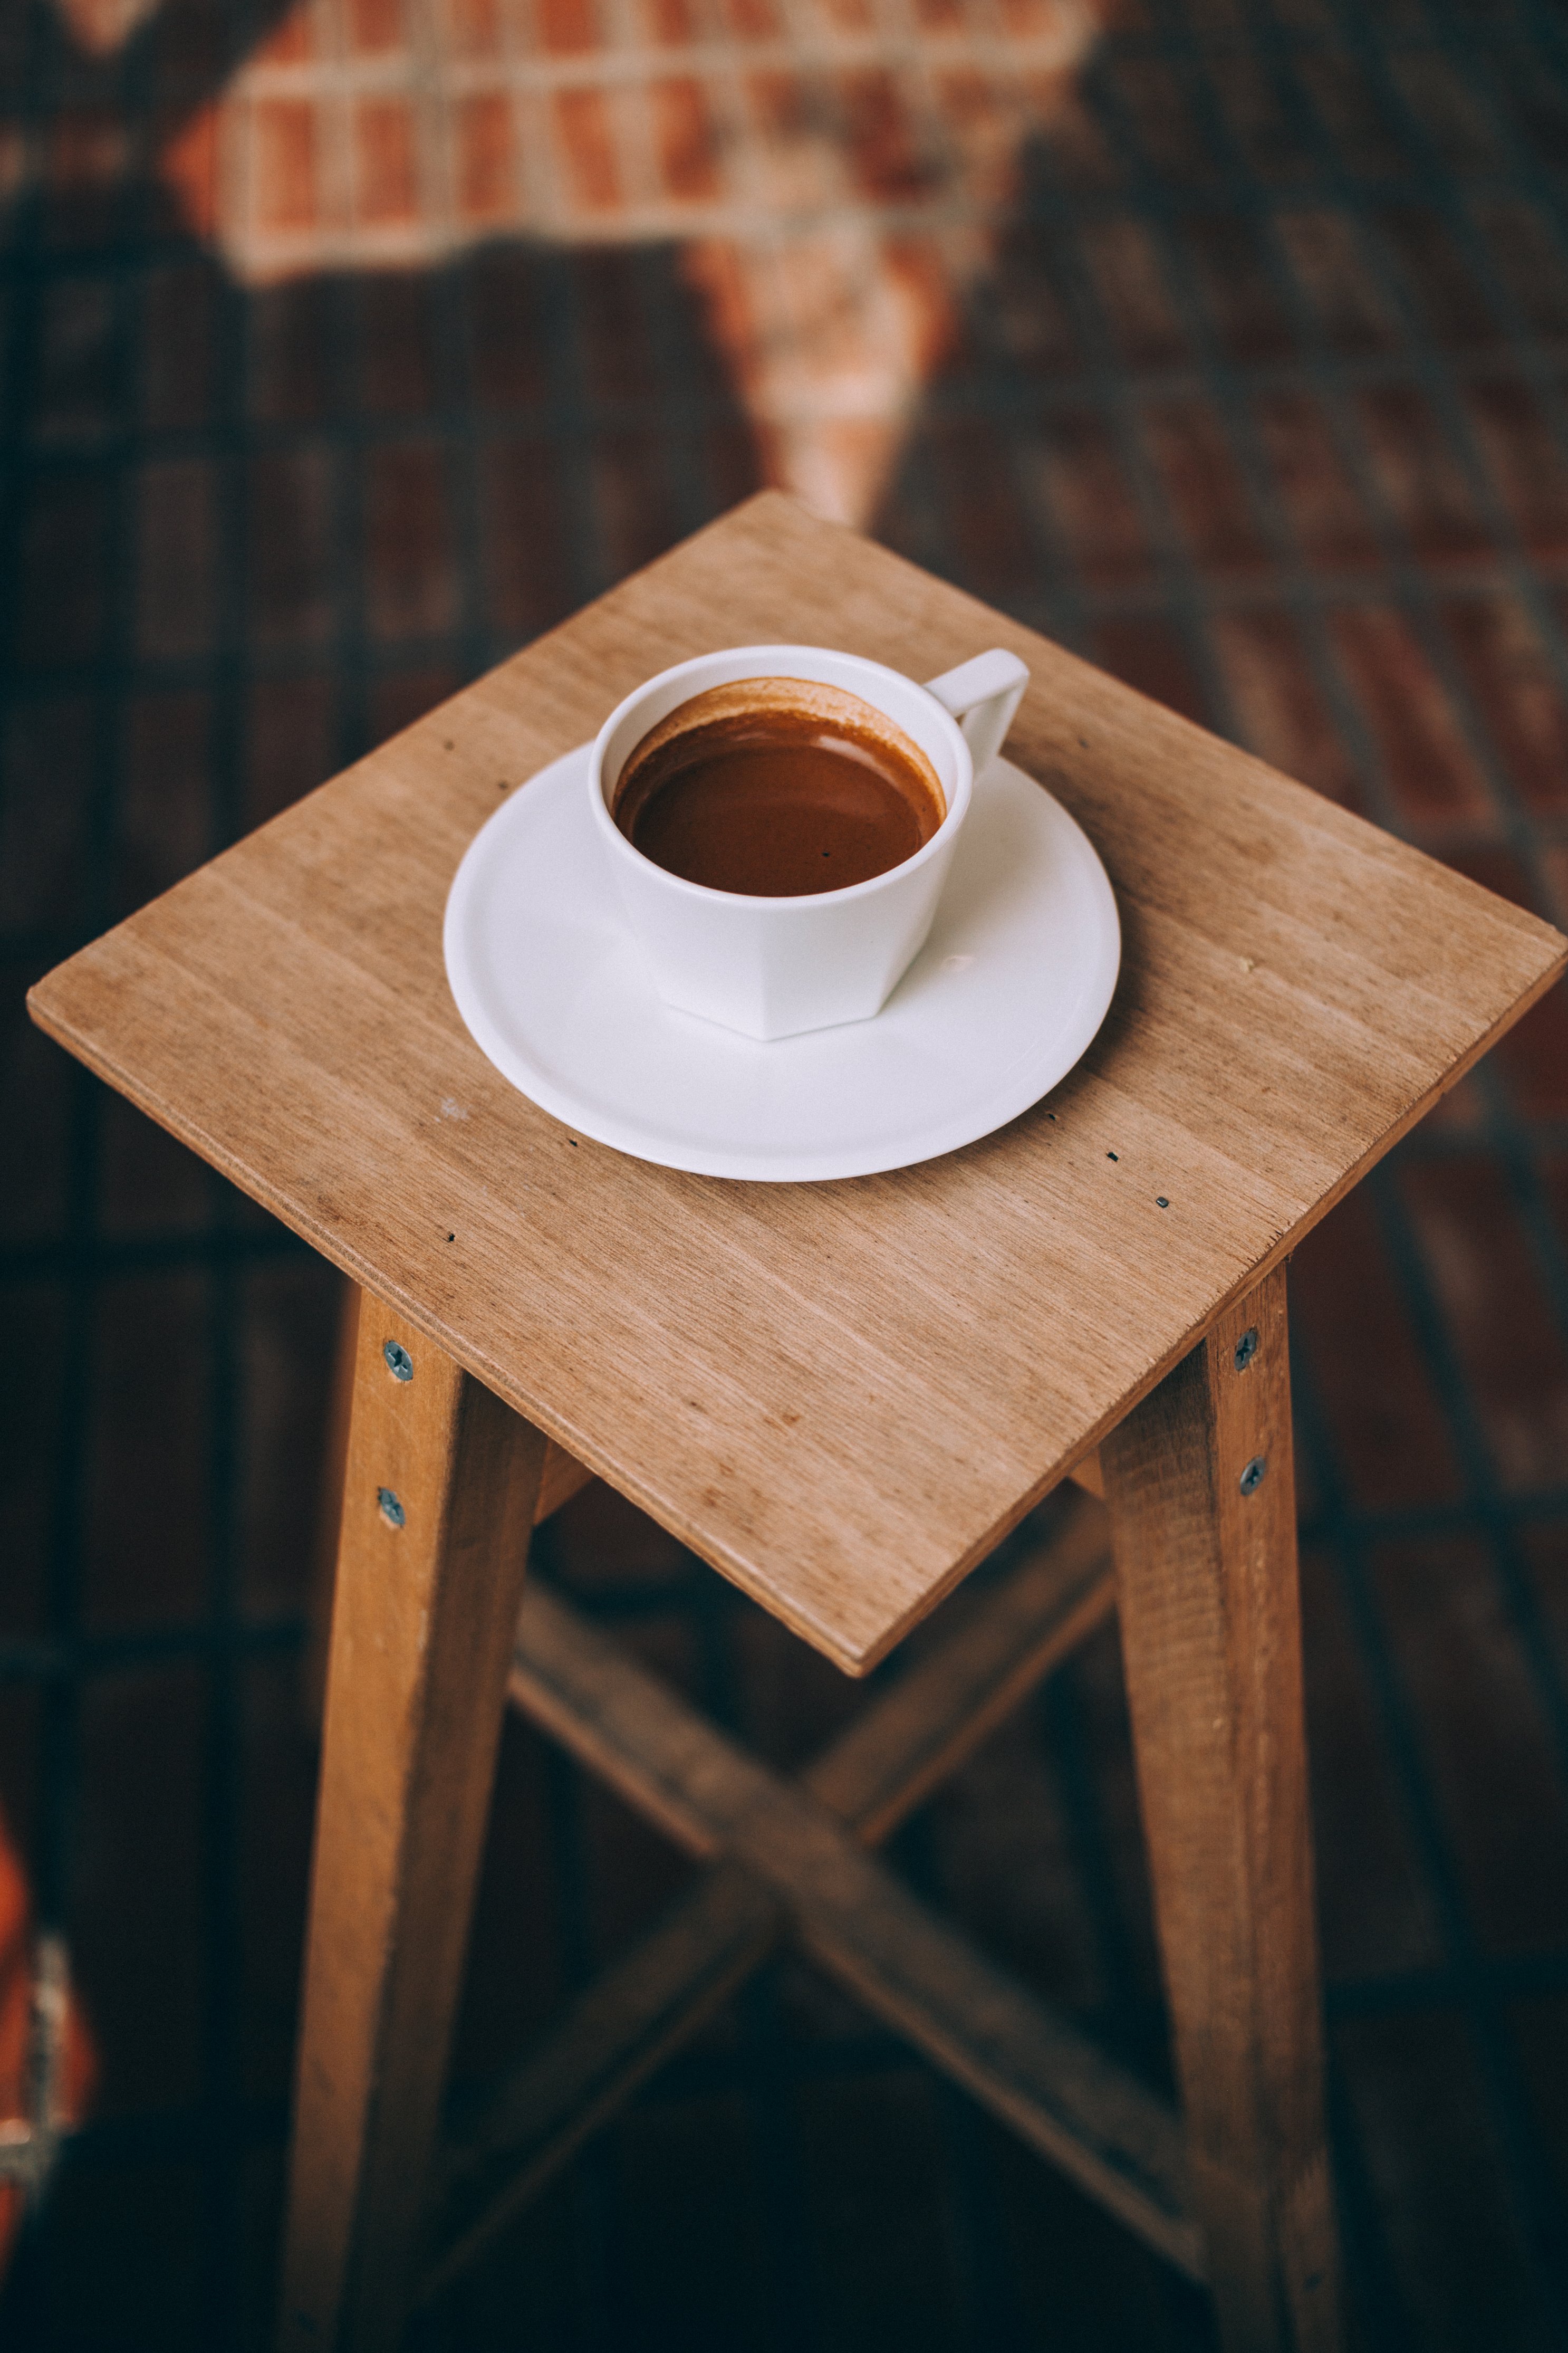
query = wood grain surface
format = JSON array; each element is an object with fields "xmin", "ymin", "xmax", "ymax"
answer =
[
  {"xmin": 1104, "ymin": 1269, "xmax": 1339, "ymax": 2353},
  {"xmin": 28, "ymin": 492, "xmax": 1567, "ymax": 1670},
  {"xmin": 278, "ymin": 1308, "xmax": 549, "ymax": 2353}
]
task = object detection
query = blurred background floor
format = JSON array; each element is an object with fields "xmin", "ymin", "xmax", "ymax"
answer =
[{"xmin": 4, "ymin": 0, "xmax": 1568, "ymax": 2344}]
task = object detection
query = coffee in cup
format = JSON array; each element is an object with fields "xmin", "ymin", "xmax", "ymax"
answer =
[{"xmin": 611, "ymin": 679, "xmax": 947, "ymax": 898}]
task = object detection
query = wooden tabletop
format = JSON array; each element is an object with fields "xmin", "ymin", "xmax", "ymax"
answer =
[{"xmin": 30, "ymin": 493, "xmax": 1567, "ymax": 1673}]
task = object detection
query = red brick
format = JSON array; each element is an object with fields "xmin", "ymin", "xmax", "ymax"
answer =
[
  {"xmin": 653, "ymin": 76, "xmax": 722, "ymax": 203},
  {"xmin": 1206, "ymin": 52, "xmax": 1319, "ymax": 183},
  {"xmin": 1519, "ymin": 1515, "xmax": 1568, "ymax": 1702},
  {"xmin": 245, "ymin": 674, "xmax": 336, "ymax": 827},
  {"xmin": 118, "ymin": 691, "xmax": 212, "ymax": 919},
  {"xmin": 573, "ymin": 250, "xmax": 652, "ymax": 404},
  {"xmin": 246, "ymin": 280, "xmax": 334, "ymax": 423},
  {"xmin": 1400, "ymin": 1155, "xmax": 1568, "ymax": 1495},
  {"xmin": 1376, "ymin": 204, "xmax": 1504, "ymax": 354},
  {"xmin": 367, "ymin": 664, "xmax": 461, "ymax": 744},
  {"xmin": 14, "ymin": 475, "xmax": 109, "ymax": 668},
  {"xmin": 1295, "ymin": 50, "xmax": 1412, "ymax": 179},
  {"xmin": 1390, "ymin": 50, "xmax": 1503, "ymax": 173},
  {"xmin": 139, "ymin": 262, "xmax": 215, "ymax": 432},
  {"xmin": 482, "ymin": 439, "xmax": 575, "ymax": 639},
  {"xmin": 82, "ymin": 1277, "xmax": 211, "ymax": 1634},
  {"xmin": 252, "ymin": 99, "xmax": 319, "ymax": 236},
  {"xmin": 1208, "ymin": 608, "xmax": 1365, "ymax": 810},
  {"xmin": 1109, "ymin": 54, "xmax": 1218, "ymax": 188},
  {"xmin": 1140, "ymin": 393, "xmax": 1272, "ymax": 578},
  {"xmin": 234, "ymin": 1258, "xmax": 341, "ymax": 1621},
  {"xmin": 357, "ymin": 273, "xmax": 439, "ymax": 414},
  {"xmin": 928, "ymin": 416, "xmax": 1035, "ymax": 598},
  {"xmin": 553, "ymin": 86, "xmax": 620, "ymax": 211},
  {"xmin": 1505, "ymin": 1994, "xmax": 1568, "ymax": 2241},
  {"xmin": 347, "ymin": 0, "xmax": 404, "ymax": 52},
  {"xmin": 33, "ymin": 274, "xmax": 116, "ymax": 444},
  {"xmin": 537, "ymin": 0, "xmax": 597, "ymax": 54},
  {"xmin": 0, "ymin": 974, "xmax": 72, "ymax": 1248},
  {"xmin": 46, "ymin": 106, "xmax": 123, "ymax": 214},
  {"xmin": 454, "ymin": 1708, "xmax": 572, "ymax": 2087},
  {"xmin": 1088, "ymin": 615, "xmax": 1210, "ymax": 728},
  {"xmin": 252, "ymin": 4, "xmax": 313, "ymax": 63},
  {"xmin": 1037, "ymin": 79, "xmax": 1126, "ymax": 193},
  {"xmin": 1075, "ymin": 215, "xmax": 1189, "ymax": 368},
  {"xmin": 1250, "ymin": 387, "xmax": 1380, "ymax": 572},
  {"xmin": 983, "ymin": 221, "xmax": 1082, "ymax": 380},
  {"xmin": 155, "ymin": 100, "xmax": 218, "ymax": 237},
  {"xmin": 1179, "ymin": 214, "xmax": 1297, "ymax": 366},
  {"xmin": 236, "ymin": 1656, "xmax": 319, "ymax": 2105},
  {"xmin": 455, "ymin": 91, "xmax": 516, "ymax": 219},
  {"xmin": 135, "ymin": 456, "xmax": 218, "ymax": 662},
  {"xmin": 0, "ymin": 1292, "xmax": 53, "ymax": 1663},
  {"xmin": 1351, "ymin": 385, "xmax": 1492, "ymax": 568},
  {"xmin": 1293, "ymin": 1188, "xmax": 1461, "ymax": 1511},
  {"xmin": 1469, "ymin": 196, "xmax": 1568, "ymax": 341},
  {"xmin": 445, "ymin": 0, "xmax": 503, "ymax": 54},
  {"xmin": 74, "ymin": 1670, "xmax": 207, "ymax": 2112},
  {"xmin": 1021, "ymin": 408, "xmax": 1148, "ymax": 589},
  {"xmin": 1458, "ymin": 375, "xmax": 1568, "ymax": 563},
  {"xmin": 1488, "ymin": 40, "xmax": 1568, "ymax": 179},
  {"xmin": 639, "ymin": 0, "xmax": 698, "ymax": 40},
  {"xmin": 592, "ymin": 429, "xmax": 680, "ymax": 579},
  {"xmin": 996, "ymin": 0, "xmax": 1072, "ymax": 34},
  {"xmin": 1484, "ymin": 959, "xmax": 1568, "ymax": 1122},
  {"xmin": 840, "ymin": 71, "xmax": 932, "ymax": 203},
  {"xmin": 1330, "ymin": 603, "xmax": 1494, "ymax": 827},
  {"xmin": 1333, "ymin": 2008, "xmax": 1548, "ymax": 2348},
  {"xmin": 1437, "ymin": 590, "xmax": 1568, "ymax": 819},
  {"xmin": 726, "ymin": 0, "xmax": 780, "ymax": 33},
  {"xmin": 362, "ymin": 441, "xmax": 457, "ymax": 640},
  {"xmin": 466, "ymin": 251, "xmax": 552, "ymax": 409},
  {"xmin": 702, "ymin": 418, "xmax": 765, "ymax": 514},
  {"xmin": 1275, "ymin": 206, "xmax": 1402, "ymax": 355},
  {"xmin": 1373, "ymin": 1528, "xmax": 1568, "ymax": 1952},
  {"xmin": 0, "ymin": 697, "xmax": 95, "ymax": 931},
  {"xmin": 1298, "ymin": 1542, "xmax": 1444, "ymax": 1983},
  {"xmin": 354, "ymin": 96, "xmax": 419, "ymax": 225},
  {"xmin": 248, "ymin": 446, "xmax": 335, "ymax": 649}
]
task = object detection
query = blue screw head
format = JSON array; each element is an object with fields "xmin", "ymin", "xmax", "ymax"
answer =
[
  {"xmin": 377, "ymin": 1487, "xmax": 406, "ymax": 1528},
  {"xmin": 1239, "ymin": 1456, "xmax": 1267, "ymax": 1497},
  {"xmin": 1234, "ymin": 1327, "xmax": 1259, "ymax": 1373},
  {"xmin": 383, "ymin": 1341, "xmax": 413, "ymax": 1382}
]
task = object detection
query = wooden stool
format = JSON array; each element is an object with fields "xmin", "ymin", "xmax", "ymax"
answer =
[{"xmin": 30, "ymin": 494, "xmax": 1565, "ymax": 2353}]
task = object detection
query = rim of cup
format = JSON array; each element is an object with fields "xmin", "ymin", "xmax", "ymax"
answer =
[{"xmin": 589, "ymin": 646, "xmax": 976, "ymax": 908}]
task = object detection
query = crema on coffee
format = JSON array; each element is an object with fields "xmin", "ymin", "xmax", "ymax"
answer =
[{"xmin": 612, "ymin": 678, "xmax": 946, "ymax": 897}]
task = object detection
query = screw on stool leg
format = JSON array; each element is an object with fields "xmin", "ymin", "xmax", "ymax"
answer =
[
  {"xmin": 1239, "ymin": 1456, "xmax": 1267, "ymax": 1497},
  {"xmin": 378, "ymin": 1487, "xmax": 406, "ymax": 1527},
  {"xmin": 1234, "ymin": 1327, "xmax": 1259, "ymax": 1372},
  {"xmin": 383, "ymin": 1341, "xmax": 413, "ymax": 1381}
]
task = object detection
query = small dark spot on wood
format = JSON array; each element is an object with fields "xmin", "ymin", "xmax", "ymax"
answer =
[
  {"xmin": 1156, "ymin": 1195, "xmax": 1169, "ymax": 1208},
  {"xmin": 1107, "ymin": 1151, "xmax": 1119, "ymax": 1161},
  {"xmin": 569, "ymin": 1140, "xmax": 578, "ymax": 1147},
  {"xmin": 1047, "ymin": 1112, "xmax": 1057, "ymax": 1122},
  {"xmin": 442, "ymin": 739, "xmax": 454, "ymax": 751},
  {"xmin": 1078, "ymin": 736, "xmax": 1088, "ymax": 748},
  {"xmin": 446, "ymin": 1232, "xmax": 455, "ymax": 1242}
]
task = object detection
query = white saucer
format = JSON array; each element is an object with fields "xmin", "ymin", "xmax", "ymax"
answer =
[{"xmin": 443, "ymin": 744, "xmax": 1121, "ymax": 1182}]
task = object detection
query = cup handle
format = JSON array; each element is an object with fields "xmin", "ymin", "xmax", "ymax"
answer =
[{"xmin": 924, "ymin": 649, "xmax": 1030, "ymax": 777}]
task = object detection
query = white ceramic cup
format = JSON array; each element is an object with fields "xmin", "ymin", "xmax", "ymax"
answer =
[{"xmin": 589, "ymin": 644, "xmax": 1029, "ymax": 1041}]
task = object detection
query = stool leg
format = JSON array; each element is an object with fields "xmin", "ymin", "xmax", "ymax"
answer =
[
  {"xmin": 278, "ymin": 1295, "xmax": 549, "ymax": 2352},
  {"xmin": 1101, "ymin": 1264, "xmax": 1341, "ymax": 2353}
]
